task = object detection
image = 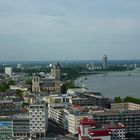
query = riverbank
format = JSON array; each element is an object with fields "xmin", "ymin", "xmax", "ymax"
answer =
[{"xmin": 76, "ymin": 71, "xmax": 140, "ymax": 99}]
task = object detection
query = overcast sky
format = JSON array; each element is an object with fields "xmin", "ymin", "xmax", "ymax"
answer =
[{"xmin": 0, "ymin": 0, "xmax": 140, "ymax": 61}]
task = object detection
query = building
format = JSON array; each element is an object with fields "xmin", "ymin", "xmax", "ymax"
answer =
[
  {"xmin": 94, "ymin": 110, "xmax": 140, "ymax": 136},
  {"xmin": 32, "ymin": 76, "xmax": 40, "ymax": 92},
  {"xmin": 43, "ymin": 94, "xmax": 70, "ymax": 104},
  {"xmin": 78, "ymin": 118, "xmax": 112, "ymax": 140},
  {"xmin": 102, "ymin": 55, "xmax": 108, "ymax": 70},
  {"xmin": 70, "ymin": 97, "xmax": 94, "ymax": 107},
  {"xmin": 111, "ymin": 102, "xmax": 140, "ymax": 111},
  {"xmin": 13, "ymin": 115, "xmax": 30, "ymax": 137},
  {"xmin": 102, "ymin": 123, "xmax": 126, "ymax": 140},
  {"xmin": 68, "ymin": 111, "xmax": 93, "ymax": 135},
  {"xmin": 0, "ymin": 119, "xmax": 13, "ymax": 139},
  {"xmin": 67, "ymin": 88, "xmax": 110, "ymax": 109},
  {"xmin": 32, "ymin": 76, "xmax": 61, "ymax": 93},
  {"xmin": 5, "ymin": 67, "xmax": 12, "ymax": 77},
  {"xmin": 49, "ymin": 104, "xmax": 66, "ymax": 128},
  {"xmin": 51, "ymin": 63, "xmax": 61, "ymax": 81},
  {"xmin": 29, "ymin": 99, "xmax": 48, "ymax": 138},
  {"xmin": 78, "ymin": 118, "xmax": 125, "ymax": 140}
]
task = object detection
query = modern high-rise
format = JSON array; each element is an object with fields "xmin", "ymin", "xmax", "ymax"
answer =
[
  {"xmin": 29, "ymin": 99, "xmax": 48, "ymax": 138},
  {"xmin": 5, "ymin": 67, "xmax": 12, "ymax": 77},
  {"xmin": 102, "ymin": 55, "xmax": 108, "ymax": 69}
]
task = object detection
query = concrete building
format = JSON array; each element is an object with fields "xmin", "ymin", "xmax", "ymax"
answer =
[
  {"xmin": 78, "ymin": 118, "xmax": 112, "ymax": 140},
  {"xmin": 68, "ymin": 111, "xmax": 93, "ymax": 135},
  {"xmin": 111, "ymin": 102, "xmax": 140, "ymax": 111},
  {"xmin": 13, "ymin": 115, "xmax": 30, "ymax": 137},
  {"xmin": 5, "ymin": 67, "xmax": 12, "ymax": 77},
  {"xmin": 49, "ymin": 104, "xmax": 66, "ymax": 128},
  {"xmin": 78, "ymin": 118, "xmax": 125, "ymax": 140},
  {"xmin": 0, "ymin": 119, "xmax": 13, "ymax": 139},
  {"xmin": 67, "ymin": 88, "xmax": 110, "ymax": 109},
  {"xmin": 43, "ymin": 94, "xmax": 70, "ymax": 104},
  {"xmin": 70, "ymin": 97, "xmax": 94, "ymax": 107},
  {"xmin": 94, "ymin": 110, "xmax": 140, "ymax": 136},
  {"xmin": 102, "ymin": 123, "xmax": 126, "ymax": 140},
  {"xmin": 102, "ymin": 55, "xmax": 108, "ymax": 70},
  {"xmin": 29, "ymin": 99, "xmax": 48, "ymax": 138}
]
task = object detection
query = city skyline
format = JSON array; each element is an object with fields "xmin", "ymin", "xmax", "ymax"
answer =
[{"xmin": 0, "ymin": 0, "xmax": 140, "ymax": 61}]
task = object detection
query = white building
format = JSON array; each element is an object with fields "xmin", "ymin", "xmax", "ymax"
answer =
[
  {"xmin": 68, "ymin": 111, "xmax": 93, "ymax": 135},
  {"xmin": 5, "ymin": 67, "xmax": 12, "ymax": 77},
  {"xmin": 49, "ymin": 104, "xmax": 66, "ymax": 128},
  {"xmin": 29, "ymin": 99, "xmax": 48, "ymax": 138},
  {"xmin": 111, "ymin": 102, "xmax": 140, "ymax": 111}
]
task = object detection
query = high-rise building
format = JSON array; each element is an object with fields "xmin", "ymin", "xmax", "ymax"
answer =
[
  {"xmin": 5, "ymin": 67, "xmax": 12, "ymax": 77},
  {"xmin": 102, "ymin": 55, "xmax": 108, "ymax": 70},
  {"xmin": 29, "ymin": 99, "xmax": 48, "ymax": 138}
]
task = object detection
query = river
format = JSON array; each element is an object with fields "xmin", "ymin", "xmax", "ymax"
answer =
[{"xmin": 76, "ymin": 71, "xmax": 140, "ymax": 99}]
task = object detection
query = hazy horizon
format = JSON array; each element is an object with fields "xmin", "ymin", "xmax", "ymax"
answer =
[{"xmin": 0, "ymin": 0, "xmax": 140, "ymax": 61}]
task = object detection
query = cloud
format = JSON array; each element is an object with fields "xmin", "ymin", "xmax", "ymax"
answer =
[{"xmin": 0, "ymin": 0, "xmax": 140, "ymax": 61}]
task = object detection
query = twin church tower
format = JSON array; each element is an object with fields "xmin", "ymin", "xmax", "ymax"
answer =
[{"xmin": 32, "ymin": 63, "xmax": 61, "ymax": 93}]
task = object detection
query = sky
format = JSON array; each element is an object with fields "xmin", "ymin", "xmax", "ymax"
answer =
[{"xmin": 0, "ymin": 0, "xmax": 140, "ymax": 61}]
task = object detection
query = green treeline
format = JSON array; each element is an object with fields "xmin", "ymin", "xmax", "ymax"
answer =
[
  {"xmin": 0, "ymin": 80, "xmax": 15, "ymax": 92},
  {"xmin": 114, "ymin": 96, "xmax": 140, "ymax": 104},
  {"xmin": 61, "ymin": 68, "xmax": 80, "ymax": 81}
]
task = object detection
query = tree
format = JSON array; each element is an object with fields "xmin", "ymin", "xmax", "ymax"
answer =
[
  {"xmin": 25, "ymin": 79, "xmax": 32, "ymax": 85},
  {"xmin": 114, "ymin": 96, "xmax": 122, "ymax": 103},
  {"xmin": 61, "ymin": 80, "xmax": 75, "ymax": 93},
  {"xmin": 16, "ymin": 89, "xmax": 23, "ymax": 99}
]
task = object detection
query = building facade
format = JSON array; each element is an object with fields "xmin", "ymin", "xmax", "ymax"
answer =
[
  {"xmin": 29, "ymin": 100, "xmax": 48, "ymax": 138},
  {"xmin": 94, "ymin": 110, "xmax": 140, "ymax": 136},
  {"xmin": 13, "ymin": 116, "xmax": 30, "ymax": 137},
  {"xmin": 111, "ymin": 102, "xmax": 140, "ymax": 111},
  {"xmin": 32, "ymin": 76, "xmax": 61, "ymax": 93},
  {"xmin": 68, "ymin": 111, "xmax": 93, "ymax": 135},
  {"xmin": 0, "ymin": 119, "xmax": 13, "ymax": 139},
  {"xmin": 5, "ymin": 67, "xmax": 12, "ymax": 77}
]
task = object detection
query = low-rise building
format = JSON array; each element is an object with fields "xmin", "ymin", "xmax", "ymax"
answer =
[
  {"xmin": 44, "ymin": 94, "xmax": 70, "ymax": 104},
  {"xmin": 78, "ymin": 118, "xmax": 112, "ymax": 140},
  {"xmin": 68, "ymin": 111, "xmax": 93, "ymax": 135},
  {"xmin": 67, "ymin": 88, "xmax": 110, "ymax": 108},
  {"xmin": 102, "ymin": 123, "xmax": 126, "ymax": 140},
  {"xmin": 13, "ymin": 115, "xmax": 30, "ymax": 137},
  {"xmin": 94, "ymin": 110, "xmax": 140, "ymax": 136},
  {"xmin": 0, "ymin": 119, "xmax": 13, "ymax": 139},
  {"xmin": 111, "ymin": 102, "xmax": 140, "ymax": 111}
]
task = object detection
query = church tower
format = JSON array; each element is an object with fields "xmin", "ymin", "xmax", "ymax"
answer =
[{"xmin": 32, "ymin": 76, "xmax": 40, "ymax": 92}]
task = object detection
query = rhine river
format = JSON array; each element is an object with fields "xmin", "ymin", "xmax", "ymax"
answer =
[{"xmin": 77, "ymin": 71, "xmax": 140, "ymax": 99}]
